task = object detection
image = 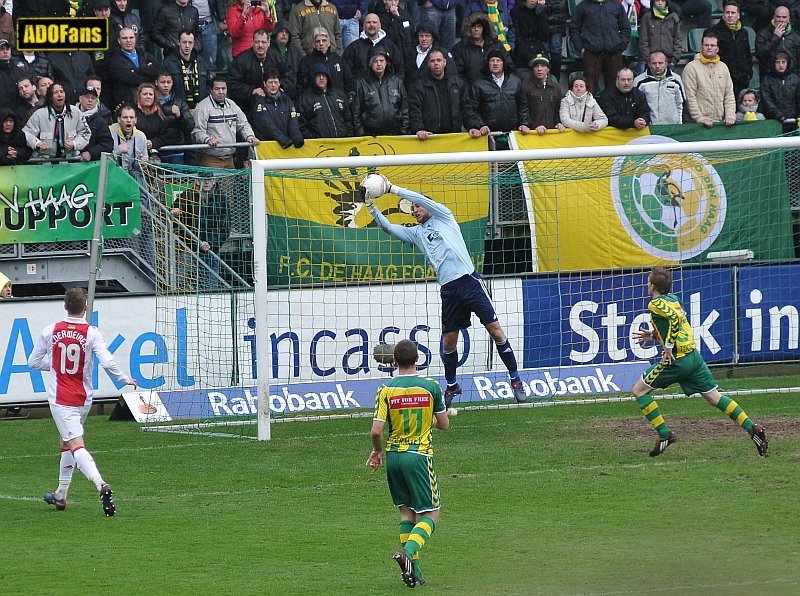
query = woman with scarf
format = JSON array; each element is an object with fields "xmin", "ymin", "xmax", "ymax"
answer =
[{"xmin": 559, "ymin": 75, "xmax": 608, "ymax": 132}]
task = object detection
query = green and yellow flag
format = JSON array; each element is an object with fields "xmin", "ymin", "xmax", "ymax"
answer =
[
  {"xmin": 512, "ymin": 121, "xmax": 793, "ymax": 271},
  {"xmin": 256, "ymin": 134, "xmax": 490, "ymax": 287}
]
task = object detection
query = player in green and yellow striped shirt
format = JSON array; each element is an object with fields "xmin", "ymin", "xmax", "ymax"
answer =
[
  {"xmin": 367, "ymin": 339, "xmax": 451, "ymax": 588},
  {"xmin": 631, "ymin": 267, "xmax": 769, "ymax": 457}
]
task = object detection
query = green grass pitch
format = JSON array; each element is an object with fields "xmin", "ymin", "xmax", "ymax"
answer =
[{"xmin": 2, "ymin": 377, "xmax": 799, "ymax": 595}]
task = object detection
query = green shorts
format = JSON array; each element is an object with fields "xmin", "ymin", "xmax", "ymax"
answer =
[
  {"xmin": 386, "ymin": 451, "xmax": 441, "ymax": 514},
  {"xmin": 642, "ymin": 349, "xmax": 718, "ymax": 396}
]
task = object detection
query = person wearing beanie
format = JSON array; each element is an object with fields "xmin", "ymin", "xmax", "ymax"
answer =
[
  {"xmin": 464, "ymin": 49, "xmax": 530, "ymax": 137},
  {"xmin": 711, "ymin": 0, "xmax": 754, "ymax": 100},
  {"xmin": 352, "ymin": 47, "xmax": 408, "ymax": 135},
  {"xmin": 522, "ymin": 53, "xmax": 565, "ymax": 134},
  {"xmin": 683, "ymin": 30, "xmax": 736, "ymax": 127}
]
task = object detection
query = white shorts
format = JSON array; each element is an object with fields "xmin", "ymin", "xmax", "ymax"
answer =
[{"xmin": 50, "ymin": 403, "xmax": 91, "ymax": 442}]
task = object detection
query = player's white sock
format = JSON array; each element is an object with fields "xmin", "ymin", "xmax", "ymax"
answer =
[
  {"xmin": 56, "ymin": 448, "xmax": 76, "ymax": 499},
  {"xmin": 71, "ymin": 446, "xmax": 104, "ymax": 491}
]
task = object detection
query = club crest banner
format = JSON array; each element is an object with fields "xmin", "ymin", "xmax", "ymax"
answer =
[
  {"xmin": 256, "ymin": 134, "xmax": 491, "ymax": 286},
  {"xmin": 511, "ymin": 121, "xmax": 794, "ymax": 271}
]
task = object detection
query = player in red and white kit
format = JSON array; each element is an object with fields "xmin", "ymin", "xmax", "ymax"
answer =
[{"xmin": 28, "ymin": 288, "xmax": 137, "ymax": 516}]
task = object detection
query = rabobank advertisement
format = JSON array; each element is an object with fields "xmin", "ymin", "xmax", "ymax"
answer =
[{"xmin": 2, "ymin": 264, "xmax": 797, "ymax": 416}]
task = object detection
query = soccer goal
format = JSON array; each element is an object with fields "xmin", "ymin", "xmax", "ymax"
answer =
[{"xmin": 137, "ymin": 130, "xmax": 800, "ymax": 440}]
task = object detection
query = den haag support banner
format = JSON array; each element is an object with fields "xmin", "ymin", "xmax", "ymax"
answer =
[
  {"xmin": 255, "ymin": 134, "xmax": 490, "ymax": 286},
  {"xmin": 0, "ymin": 161, "xmax": 142, "ymax": 243},
  {"xmin": 510, "ymin": 121, "xmax": 794, "ymax": 272}
]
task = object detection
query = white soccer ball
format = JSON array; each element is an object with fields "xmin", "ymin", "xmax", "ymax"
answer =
[
  {"xmin": 361, "ymin": 174, "xmax": 387, "ymax": 199},
  {"xmin": 446, "ymin": 407, "xmax": 458, "ymax": 417}
]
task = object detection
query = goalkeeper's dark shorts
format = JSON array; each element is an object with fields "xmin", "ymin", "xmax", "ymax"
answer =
[
  {"xmin": 440, "ymin": 273, "xmax": 498, "ymax": 333},
  {"xmin": 642, "ymin": 349, "xmax": 718, "ymax": 396},
  {"xmin": 386, "ymin": 451, "xmax": 441, "ymax": 514}
]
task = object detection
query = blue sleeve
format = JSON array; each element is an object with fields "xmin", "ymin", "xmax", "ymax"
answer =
[
  {"xmin": 368, "ymin": 204, "xmax": 419, "ymax": 245},
  {"xmin": 394, "ymin": 186, "xmax": 456, "ymax": 222}
]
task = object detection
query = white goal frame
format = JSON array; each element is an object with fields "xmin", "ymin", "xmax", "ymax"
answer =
[{"xmin": 251, "ymin": 136, "xmax": 800, "ymax": 441}]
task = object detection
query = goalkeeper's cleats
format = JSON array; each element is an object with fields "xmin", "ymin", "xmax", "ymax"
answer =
[
  {"xmin": 510, "ymin": 378, "xmax": 526, "ymax": 403},
  {"xmin": 751, "ymin": 424, "xmax": 769, "ymax": 457},
  {"xmin": 392, "ymin": 549, "xmax": 417, "ymax": 588},
  {"xmin": 444, "ymin": 383, "xmax": 461, "ymax": 409},
  {"xmin": 100, "ymin": 483, "xmax": 115, "ymax": 517},
  {"xmin": 649, "ymin": 431, "xmax": 676, "ymax": 457},
  {"xmin": 43, "ymin": 492, "xmax": 67, "ymax": 511}
]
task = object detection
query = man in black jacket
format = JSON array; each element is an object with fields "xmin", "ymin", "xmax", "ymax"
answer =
[
  {"xmin": 343, "ymin": 13, "xmax": 405, "ymax": 81},
  {"xmin": 297, "ymin": 27, "xmax": 353, "ymax": 95},
  {"xmin": 250, "ymin": 70, "xmax": 304, "ymax": 149},
  {"xmin": 408, "ymin": 48, "xmax": 465, "ymax": 140},
  {"xmin": 161, "ymin": 30, "xmax": 211, "ymax": 110},
  {"xmin": 298, "ymin": 63, "xmax": 352, "ymax": 138},
  {"xmin": 522, "ymin": 54, "xmax": 565, "ymax": 134},
  {"xmin": 105, "ymin": 27, "xmax": 161, "ymax": 111},
  {"xmin": 152, "ymin": 0, "xmax": 201, "ymax": 57},
  {"xmin": 351, "ymin": 47, "xmax": 408, "ymax": 135},
  {"xmin": 598, "ymin": 67, "xmax": 652, "ymax": 130},
  {"xmin": 74, "ymin": 84, "xmax": 114, "ymax": 162},
  {"xmin": 228, "ymin": 29, "xmax": 288, "ymax": 113},
  {"xmin": 464, "ymin": 49, "xmax": 530, "ymax": 137},
  {"xmin": 450, "ymin": 13, "xmax": 513, "ymax": 85}
]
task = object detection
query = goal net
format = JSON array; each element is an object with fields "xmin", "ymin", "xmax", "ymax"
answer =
[{"xmin": 134, "ymin": 127, "xmax": 800, "ymax": 439}]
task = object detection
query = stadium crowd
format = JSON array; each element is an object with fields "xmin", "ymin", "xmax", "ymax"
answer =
[{"xmin": 1, "ymin": 0, "xmax": 796, "ymax": 168}]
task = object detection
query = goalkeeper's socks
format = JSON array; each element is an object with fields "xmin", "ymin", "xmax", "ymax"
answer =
[
  {"xmin": 404, "ymin": 516, "xmax": 436, "ymax": 559},
  {"xmin": 636, "ymin": 395, "xmax": 671, "ymax": 438},
  {"xmin": 716, "ymin": 395, "xmax": 755, "ymax": 435},
  {"xmin": 495, "ymin": 339, "xmax": 519, "ymax": 376},
  {"xmin": 442, "ymin": 349, "xmax": 458, "ymax": 385},
  {"xmin": 71, "ymin": 446, "xmax": 104, "ymax": 491}
]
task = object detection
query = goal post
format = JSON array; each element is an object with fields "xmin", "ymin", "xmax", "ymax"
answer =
[{"xmin": 138, "ymin": 128, "xmax": 800, "ymax": 440}]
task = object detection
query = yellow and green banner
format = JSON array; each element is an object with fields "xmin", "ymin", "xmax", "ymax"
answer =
[
  {"xmin": 0, "ymin": 161, "xmax": 141, "ymax": 243},
  {"xmin": 512, "ymin": 121, "xmax": 794, "ymax": 271},
  {"xmin": 256, "ymin": 134, "xmax": 490, "ymax": 286}
]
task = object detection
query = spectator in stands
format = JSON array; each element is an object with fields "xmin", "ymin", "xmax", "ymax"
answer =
[
  {"xmin": 110, "ymin": 0, "xmax": 147, "ymax": 53},
  {"xmin": 0, "ymin": 40, "xmax": 27, "ymax": 109},
  {"xmin": 46, "ymin": 49, "xmax": 95, "ymax": 105},
  {"xmin": 756, "ymin": 6, "xmax": 800, "ymax": 77},
  {"xmin": 110, "ymin": 103, "xmax": 149, "ymax": 186},
  {"xmin": 0, "ymin": 109, "xmax": 32, "ymax": 165},
  {"xmin": 450, "ymin": 14, "xmax": 513, "ymax": 86},
  {"xmin": 511, "ymin": 0, "xmax": 550, "ymax": 71},
  {"xmin": 569, "ymin": 0, "xmax": 630, "ymax": 95},
  {"xmin": 90, "ymin": 0, "xmax": 113, "ymax": 80},
  {"xmin": 155, "ymin": 71, "xmax": 196, "ymax": 164},
  {"xmin": 405, "ymin": 21, "xmax": 449, "ymax": 87},
  {"xmin": 352, "ymin": 48, "xmax": 409, "ymax": 135},
  {"xmin": 633, "ymin": 50, "xmax": 685, "ymax": 124},
  {"xmin": 408, "ymin": 48, "xmax": 466, "ymax": 139},
  {"xmin": 542, "ymin": 0, "xmax": 567, "ymax": 78},
  {"xmin": 669, "ymin": 0, "xmax": 712, "ymax": 29},
  {"xmin": 134, "ymin": 82, "xmax": 171, "ymax": 159},
  {"xmin": 191, "ymin": 75, "xmax": 259, "ymax": 168},
  {"xmin": 298, "ymin": 63, "xmax": 353, "ymax": 137},
  {"xmin": 15, "ymin": 75, "xmax": 43, "ymax": 124},
  {"xmin": 638, "ymin": 0, "xmax": 682, "ymax": 73},
  {"xmin": 712, "ymin": 0, "xmax": 753, "ymax": 100},
  {"xmin": 37, "ymin": 77, "xmax": 54, "ymax": 100},
  {"xmin": 462, "ymin": 0, "xmax": 514, "ymax": 53},
  {"xmin": 153, "ymin": 0, "xmax": 201, "ymax": 58},
  {"xmin": 344, "ymin": 12, "xmax": 405, "ymax": 81},
  {"xmin": 162, "ymin": 30, "xmax": 211, "ymax": 110},
  {"xmin": 559, "ymin": 75, "xmax": 608, "ymax": 131},
  {"xmin": 329, "ymin": 0, "xmax": 367, "ymax": 50},
  {"xmin": 297, "ymin": 27, "xmax": 354, "ymax": 94},
  {"xmin": 376, "ymin": 0, "xmax": 415, "ymax": 63},
  {"xmin": 228, "ymin": 0, "xmax": 276, "ymax": 58},
  {"xmin": 193, "ymin": 0, "xmax": 229, "ymax": 75},
  {"xmin": 0, "ymin": 271, "xmax": 11, "ymax": 298},
  {"xmin": 228, "ymin": 29, "xmax": 285, "ymax": 112},
  {"xmin": 250, "ymin": 70, "xmax": 304, "ymax": 148},
  {"xmin": 288, "ymin": 0, "xmax": 344, "ymax": 55},
  {"xmin": 759, "ymin": 50, "xmax": 799, "ymax": 131},
  {"xmin": 269, "ymin": 21, "xmax": 303, "ymax": 99},
  {"xmin": 105, "ymin": 28, "xmax": 161, "ymax": 112},
  {"xmin": 0, "ymin": 5, "xmax": 12, "ymax": 48},
  {"xmin": 419, "ymin": 0, "xmax": 458, "ymax": 51},
  {"xmin": 683, "ymin": 30, "xmax": 737, "ymax": 127},
  {"xmin": 522, "ymin": 54, "xmax": 565, "ymax": 134},
  {"xmin": 75, "ymin": 84, "xmax": 114, "ymax": 162},
  {"xmin": 464, "ymin": 49, "xmax": 530, "ymax": 137},
  {"xmin": 23, "ymin": 83, "xmax": 91, "ymax": 159},
  {"xmin": 598, "ymin": 67, "xmax": 651, "ymax": 130},
  {"xmin": 17, "ymin": 51, "xmax": 55, "ymax": 83},
  {"xmin": 735, "ymin": 88, "xmax": 765, "ymax": 121}
]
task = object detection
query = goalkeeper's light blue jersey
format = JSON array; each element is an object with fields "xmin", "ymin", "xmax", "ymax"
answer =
[{"xmin": 368, "ymin": 187, "xmax": 475, "ymax": 286}]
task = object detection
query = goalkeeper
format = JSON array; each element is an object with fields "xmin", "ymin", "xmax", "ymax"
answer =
[
  {"xmin": 361, "ymin": 174, "xmax": 526, "ymax": 406},
  {"xmin": 632, "ymin": 266, "xmax": 769, "ymax": 457}
]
